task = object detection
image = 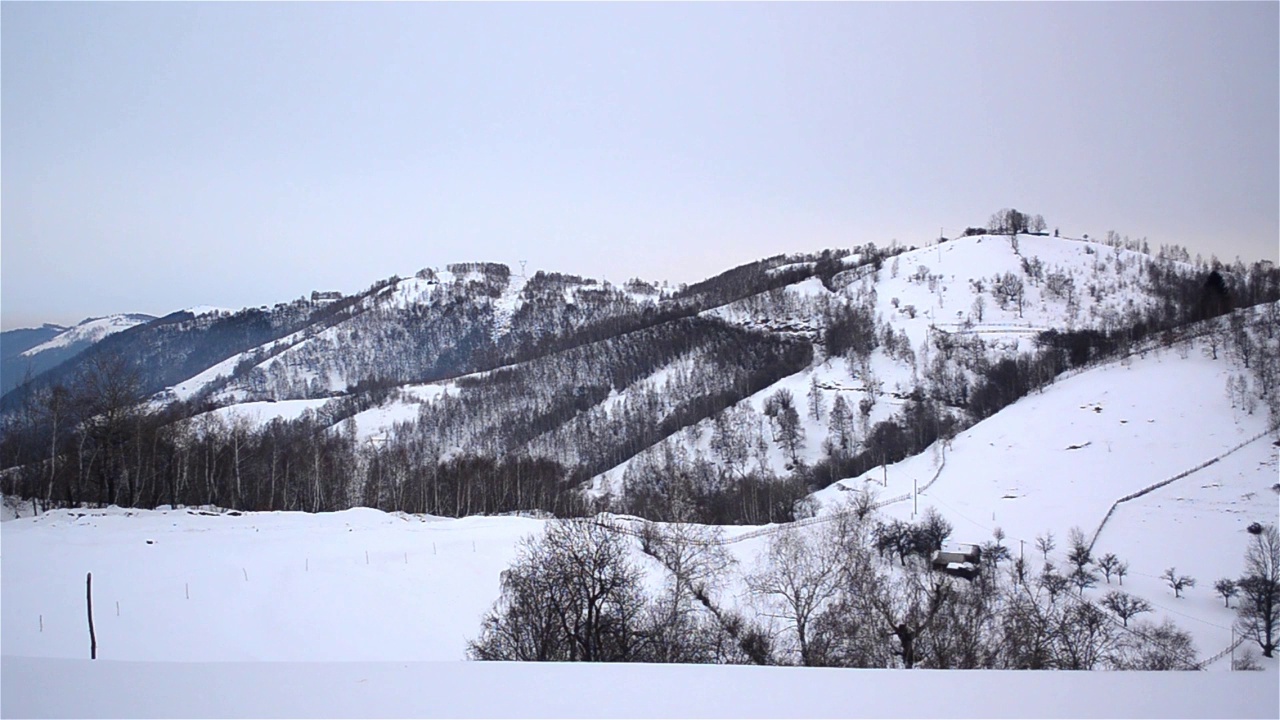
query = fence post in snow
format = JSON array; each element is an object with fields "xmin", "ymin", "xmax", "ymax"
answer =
[{"xmin": 86, "ymin": 573, "xmax": 97, "ymax": 660}]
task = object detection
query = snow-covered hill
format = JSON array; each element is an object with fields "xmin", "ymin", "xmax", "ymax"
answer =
[
  {"xmin": 19, "ymin": 314, "xmax": 154, "ymax": 358},
  {"xmin": 3, "ymin": 233, "xmax": 1275, "ymax": 531},
  {"xmin": 587, "ymin": 234, "xmax": 1222, "ymax": 494},
  {"xmin": 1, "ymin": 314, "xmax": 155, "ymax": 395},
  {"xmin": 3, "ymin": 331, "xmax": 1276, "ymax": 670}
]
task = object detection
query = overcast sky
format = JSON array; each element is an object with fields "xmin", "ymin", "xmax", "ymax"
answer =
[{"xmin": 3, "ymin": 2, "xmax": 1277, "ymax": 329}]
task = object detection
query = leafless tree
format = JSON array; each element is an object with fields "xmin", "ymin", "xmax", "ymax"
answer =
[
  {"xmin": 1236, "ymin": 524, "xmax": 1279, "ymax": 657},
  {"xmin": 747, "ymin": 527, "xmax": 841, "ymax": 666},
  {"xmin": 468, "ymin": 519, "xmax": 649, "ymax": 662},
  {"xmin": 1100, "ymin": 590, "xmax": 1151, "ymax": 627},
  {"xmin": 1096, "ymin": 553, "xmax": 1121, "ymax": 584},
  {"xmin": 1161, "ymin": 567, "xmax": 1196, "ymax": 598},
  {"xmin": 1215, "ymin": 578, "xmax": 1239, "ymax": 608},
  {"xmin": 865, "ymin": 558, "xmax": 954, "ymax": 669},
  {"xmin": 1035, "ymin": 531, "xmax": 1055, "ymax": 564}
]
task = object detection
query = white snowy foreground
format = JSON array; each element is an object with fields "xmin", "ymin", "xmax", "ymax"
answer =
[
  {"xmin": 2, "ymin": 657, "xmax": 1277, "ymax": 719},
  {"xmin": 2, "ymin": 505, "xmax": 1278, "ymax": 719}
]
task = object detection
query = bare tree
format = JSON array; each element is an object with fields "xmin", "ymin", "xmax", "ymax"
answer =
[
  {"xmin": 826, "ymin": 394, "xmax": 854, "ymax": 454},
  {"xmin": 1215, "ymin": 578, "xmax": 1239, "ymax": 608},
  {"xmin": 639, "ymin": 522, "xmax": 738, "ymax": 663},
  {"xmin": 866, "ymin": 559, "xmax": 954, "ymax": 669},
  {"xmin": 993, "ymin": 272, "xmax": 1024, "ymax": 316},
  {"xmin": 1114, "ymin": 618, "xmax": 1197, "ymax": 670},
  {"xmin": 468, "ymin": 519, "xmax": 649, "ymax": 662},
  {"xmin": 764, "ymin": 389, "xmax": 805, "ymax": 466},
  {"xmin": 1069, "ymin": 566, "xmax": 1099, "ymax": 593},
  {"xmin": 807, "ymin": 375, "xmax": 825, "ymax": 423},
  {"xmin": 1115, "ymin": 560, "xmax": 1129, "ymax": 586},
  {"xmin": 1035, "ymin": 531, "xmax": 1055, "ymax": 563},
  {"xmin": 1236, "ymin": 524, "xmax": 1280, "ymax": 657},
  {"xmin": 747, "ymin": 527, "xmax": 841, "ymax": 666},
  {"xmin": 1097, "ymin": 553, "xmax": 1121, "ymax": 584},
  {"xmin": 1161, "ymin": 567, "xmax": 1196, "ymax": 598},
  {"xmin": 1101, "ymin": 590, "xmax": 1152, "ymax": 627},
  {"xmin": 1066, "ymin": 527, "xmax": 1092, "ymax": 573},
  {"xmin": 73, "ymin": 351, "xmax": 145, "ymax": 507}
]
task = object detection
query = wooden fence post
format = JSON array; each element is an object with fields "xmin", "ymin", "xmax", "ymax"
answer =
[{"xmin": 86, "ymin": 572, "xmax": 97, "ymax": 660}]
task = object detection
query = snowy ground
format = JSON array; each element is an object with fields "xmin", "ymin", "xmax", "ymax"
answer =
[
  {"xmin": 184, "ymin": 398, "xmax": 334, "ymax": 427},
  {"xmin": 2, "ymin": 497, "xmax": 1277, "ymax": 717},
  {"xmin": 3, "ymin": 657, "xmax": 1276, "ymax": 719}
]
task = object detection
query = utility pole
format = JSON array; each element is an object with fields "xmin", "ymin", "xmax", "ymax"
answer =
[{"xmin": 913, "ymin": 476, "xmax": 918, "ymax": 518}]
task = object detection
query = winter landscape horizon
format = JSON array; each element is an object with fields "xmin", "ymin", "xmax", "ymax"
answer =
[
  {"xmin": 4, "ymin": 2, "xmax": 1279, "ymax": 719},
  {"xmin": 3, "ymin": 224, "xmax": 1280, "ymax": 718}
]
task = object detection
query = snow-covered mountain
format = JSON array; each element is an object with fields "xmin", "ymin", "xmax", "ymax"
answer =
[
  {"xmin": 1, "ymin": 314, "xmax": 154, "ymax": 395},
  {"xmin": 1, "ymin": 228, "xmax": 1276, "ymax": 526},
  {"xmin": 2, "ymin": 329, "xmax": 1277, "ymax": 675},
  {"xmin": 18, "ymin": 314, "xmax": 156, "ymax": 358}
]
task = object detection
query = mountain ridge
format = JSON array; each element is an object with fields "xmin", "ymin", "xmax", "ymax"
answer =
[{"xmin": 1, "ymin": 229, "xmax": 1276, "ymax": 526}]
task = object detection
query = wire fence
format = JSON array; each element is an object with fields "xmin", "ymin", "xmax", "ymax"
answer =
[{"xmin": 1087, "ymin": 430, "xmax": 1271, "ymax": 554}]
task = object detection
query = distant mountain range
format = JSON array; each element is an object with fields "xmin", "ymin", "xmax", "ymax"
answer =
[{"xmin": 1, "ymin": 314, "xmax": 155, "ymax": 395}]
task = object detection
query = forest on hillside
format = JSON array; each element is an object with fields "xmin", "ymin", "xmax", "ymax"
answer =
[{"xmin": 1, "ymin": 232, "xmax": 1277, "ymax": 525}]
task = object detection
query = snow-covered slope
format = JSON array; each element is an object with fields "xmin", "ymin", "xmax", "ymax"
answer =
[
  {"xmin": 2, "ymin": 314, "xmax": 156, "ymax": 395},
  {"xmin": 19, "ymin": 314, "xmax": 154, "ymax": 357},
  {"xmin": 807, "ymin": 331, "xmax": 1278, "ymax": 665},
  {"xmin": 589, "ymin": 234, "xmax": 1204, "ymax": 491}
]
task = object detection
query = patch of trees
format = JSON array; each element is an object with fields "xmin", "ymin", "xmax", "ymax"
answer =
[
  {"xmin": 987, "ymin": 208, "xmax": 1046, "ymax": 236},
  {"xmin": 804, "ymin": 398, "xmax": 960, "ymax": 491},
  {"xmin": 823, "ymin": 300, "xmax": 879, "ymax": 359},
  {"xmin": 470, "ymin": 506, "xmax": 1200, "ymax": 670}
]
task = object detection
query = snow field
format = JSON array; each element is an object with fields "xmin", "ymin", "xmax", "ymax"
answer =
[
  {"xmin": 5, "ymin": 657, "xmax": 1276, "ymax": 719},
  {"xmin": 1, "ymin": 508, "xmax": 540, "ymax": 662}
]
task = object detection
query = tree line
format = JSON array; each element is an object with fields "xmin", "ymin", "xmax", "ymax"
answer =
[{"xmin": 471, "ymin": 503, "xmax": 1280, "ymax": 668}]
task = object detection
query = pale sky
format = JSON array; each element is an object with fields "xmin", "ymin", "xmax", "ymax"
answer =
[{"xmin": 3, "ymin": 1, "xmax": 1277, "ymax": 329}]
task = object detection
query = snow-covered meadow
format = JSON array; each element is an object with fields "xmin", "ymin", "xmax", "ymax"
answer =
[{"xmin": 2, "ymin": 501, "xmax": 1277, "ymax": 718}]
